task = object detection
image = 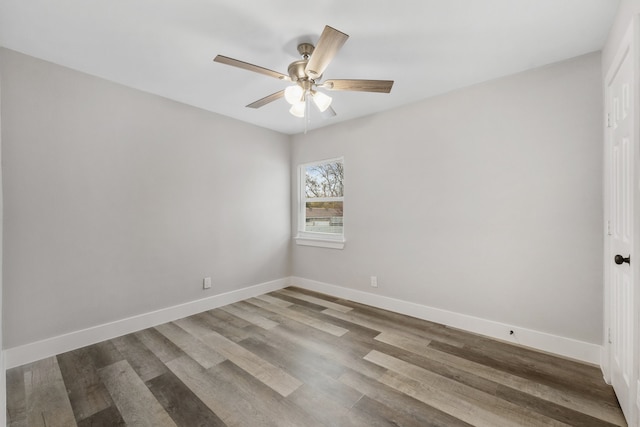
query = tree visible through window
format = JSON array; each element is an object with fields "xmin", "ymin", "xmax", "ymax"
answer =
[{"xmin": 302, "ymin": 159, "xmax": 344, "ymax": 235}]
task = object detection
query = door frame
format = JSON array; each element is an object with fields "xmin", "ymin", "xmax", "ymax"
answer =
[{"xmin": 603, "ymin": 13, "xmax": 640, "ymax": 426}]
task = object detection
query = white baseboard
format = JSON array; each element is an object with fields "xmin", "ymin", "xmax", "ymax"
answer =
[
  {"xmin": 5, "ymin": 277, "xmax": 290, "ymax": 369},
  {"xmin": 291, "ymin": 276, "xmax": 602, "ymax": 365},
  {"xmin": 5, "ymin": 275, "xmax": 602, "ymax": 368}
]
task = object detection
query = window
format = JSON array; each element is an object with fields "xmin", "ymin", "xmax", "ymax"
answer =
[{"xmin": 295, "ymin": 158, "xmax": 345, "ymax": 249}]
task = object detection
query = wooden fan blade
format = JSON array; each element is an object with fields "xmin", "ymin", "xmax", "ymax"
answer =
[
  {"xmin": 214, "ymin": 55, "xmax": 290, "ymax": 81},
  {"xmin": 246, "ymin": 90, "xmax": 285, "ymax": 109},
  {"xmin": 305, "ymin": 26, "xmax": 349, "ymax": 79},
  {"xmin": 323, "ymin": 79, "xmax": 394, "ymax": 93}
]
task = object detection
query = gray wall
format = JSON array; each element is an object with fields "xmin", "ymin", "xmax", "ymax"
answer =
[
  {"xmin": 603, "ymin": 0, "xmax": 640, "ymax": 72},
  {"xmin": 291, "ymin": 52, "xmax": 604, "ymax": 344},
  {"xmin": 0, "ymin": 47, "xmax": 605, "ymax": 350},
  {"xmin": 1, "ymin": 48, "xmax": 291, "ymax": 348}
]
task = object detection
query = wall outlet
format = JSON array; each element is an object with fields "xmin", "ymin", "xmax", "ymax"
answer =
[
  {"xmin": 370, "ymin": 276, "xmax": 378, "ymax": 288},
  {"xmin": 203, "ymin": 277, "xmax": 212, "ymax": 289}
]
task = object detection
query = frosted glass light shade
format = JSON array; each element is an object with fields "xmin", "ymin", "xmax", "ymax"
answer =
[
  {"xmin": 284, "ymin": 85, "xmax": 304, "ymax": 105},
  {"xmin": 311, "ymin": 91, "xmax": 332, "ymax": 112},
  {"xmin": 289, "ymin": 102, "xmax": 306, "ymax": 118}
]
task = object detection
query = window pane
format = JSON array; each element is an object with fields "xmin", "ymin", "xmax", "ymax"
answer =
[
  {"xmin": 305, "ymin": 201, "xmax": 343, "ymax": 234},
  {"xmin": 305, "ymin": 162, "xmax": 344, "ymax": 198}
]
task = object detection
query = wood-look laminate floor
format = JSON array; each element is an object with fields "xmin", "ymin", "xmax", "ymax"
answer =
[{"xmin": 7, "ymin": 287, "xmax": 627, "ymax": 427}]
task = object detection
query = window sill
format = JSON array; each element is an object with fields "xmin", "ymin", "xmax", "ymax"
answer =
[{"xmin": 295, "ymin": 234, "xmax": 345, "ymax": 249}]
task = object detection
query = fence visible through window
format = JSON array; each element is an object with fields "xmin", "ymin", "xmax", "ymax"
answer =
[{"xmin": 303, "ymin": 160, "xmax": 343, "ymax": 235}]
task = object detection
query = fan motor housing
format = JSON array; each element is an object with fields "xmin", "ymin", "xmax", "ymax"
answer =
[
  {"xmin": 287, "ymin": 60, "xmax": 308, "ymax": 81},
  {"xmin": 288, "ymin": 43, "xmax": 322, "ymax": 82},
  {"xmin": 288, "ymin": 60, "xmax": 322, "ymax": 82}
]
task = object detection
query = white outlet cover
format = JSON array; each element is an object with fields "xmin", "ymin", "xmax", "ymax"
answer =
[{"xmin": 203, "ymin": 277, "xmax": 212, "ymax": 289}]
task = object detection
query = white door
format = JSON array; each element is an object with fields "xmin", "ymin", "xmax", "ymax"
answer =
[{"xmin": 605, "ymin": 21, "xmax": 637, "ymax": 424}]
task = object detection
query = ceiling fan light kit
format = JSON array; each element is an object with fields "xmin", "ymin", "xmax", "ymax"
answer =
[
  {"xmin": 213, "ymin": 25, "xmax": 394, "ymax": 124},
  {"xmin": 289, "ymin": 102, "xmax": 306, "ymax": 118},
  {"xmin": 311, "ymin": 90, "xmax": 332, "ymax": 112},
  {"xmin": 284, "ymin": 85, "xmax": 304, "ymax": 105}
]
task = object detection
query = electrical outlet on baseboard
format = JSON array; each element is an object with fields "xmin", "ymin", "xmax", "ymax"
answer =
[
  {"xmin": 203, "ymin": 277, "xmax": 212, "ymax": 289},
  {"xmin": 370, "ymin": 276, "xmax": 378, "ymax": 288}
]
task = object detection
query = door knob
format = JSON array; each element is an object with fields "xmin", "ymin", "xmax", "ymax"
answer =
[{"xmin": 615, "ymin": 254, "xmax": 631, "ymax": 265}]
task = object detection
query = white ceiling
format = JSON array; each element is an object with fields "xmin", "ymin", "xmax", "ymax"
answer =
[{"xmin": 0, "ymin": 0, "xmax": 619, "ymax": 135}]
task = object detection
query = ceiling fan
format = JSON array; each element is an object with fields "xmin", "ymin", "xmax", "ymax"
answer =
[{"xmin": 213, "ymin": 25, "xmax": 394, "ymax": 119}]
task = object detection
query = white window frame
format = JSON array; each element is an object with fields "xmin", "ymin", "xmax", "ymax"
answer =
[{"xmin": 295, "ymin": 157, "xmax": 345, "ymax": 249}]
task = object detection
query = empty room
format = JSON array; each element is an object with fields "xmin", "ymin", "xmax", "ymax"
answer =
[{"xmin": 1, "ymin": 0, "xmax": 640, "ymax": 425}]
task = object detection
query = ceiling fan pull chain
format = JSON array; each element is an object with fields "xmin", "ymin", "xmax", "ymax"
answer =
[{"xmin": 304, "ymin": 93, "xmax": 310, "ymax": 134}]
